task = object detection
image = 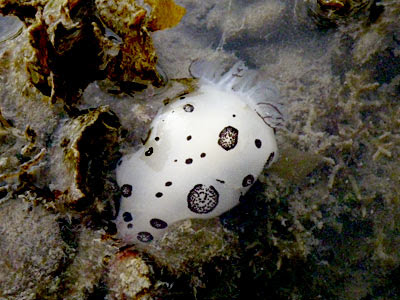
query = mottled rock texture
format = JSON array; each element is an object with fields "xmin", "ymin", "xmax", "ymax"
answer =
[{"xmin": 0, "ymin": 196, "xmax": 68, "ymax": 300}]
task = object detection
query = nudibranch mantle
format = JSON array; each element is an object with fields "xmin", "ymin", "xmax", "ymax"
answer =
[{"xmin": 116, "ymin": 60, "xmax": 284, "ymax": 245}]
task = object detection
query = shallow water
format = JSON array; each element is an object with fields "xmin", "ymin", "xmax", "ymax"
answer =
[{"xmin": 1, "ymin": 0, "xmax": 400, "ymax": 299}]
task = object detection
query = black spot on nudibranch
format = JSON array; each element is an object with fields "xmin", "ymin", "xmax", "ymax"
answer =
[
  {"xmin": 216, "ymin": 179, "xmax": 225, "ymax": 184},
  {"xmin": 186, "ymin": 135, "xmax": 192, "ymax": 141},
  {"xmin": 266, "ymin": 152, "xmax": 275, "ymax": 167},
  {"xmin": 255, "ymin": 139, "xmax": 262, "ymax": 148},
  {"xmin": 145, "ymin": 147, "xmax": 153, "ymax": 156},
  {"xmin": 122, "ymin": 212, "xmax": 133, "ymax": 222},
  {"xmin": 117, "ymin": 159, "xmax": 123, "ymax": 166},
  {"xmin": 155, "ymin": 136, "xmax": 160, "ymax": 141},
  {"xmin": 155, "ymin": 192, "xmax": 163, "ymax": 198},
  {"xmin": 150, "ymin": 218, "xmax": 168, "ymax": 229},
  {"xmin": 187, "ymin": 184, "xmax": 219, "ymax": 214},
  {"xmin": 137, "ymin": 232, "xmax": 153, "ymax": 243},
  {"xmin": 218, "ymin": 126, "xmax": 239, "ymax": 151},
  {"xmin": 127, "ymin": 223, "xmax": 133, "ymax": 229},
  {"xmin": 183, "ymin": 104, "xmax": 194, "ymax": 112},
  {"xmin": 121, "ymin": 184, "xmax": 132, "ymax": 197},
  {"xmin": 242, "ymin": 174, "xmax": 255, "ymax": 187},
  {"xmin": 200, "ymin": 153, "xmax": 206, "ymax": 158},
  {"xmin": 185, "ymin": 158, "xmax": 193, "ymax": 164},
  {"xmin": 180, "ymin": 96, "xmax": 186, "ymax": 100},
  {"xmin": 232, "ymin": 114, "xmax": 236, "ymax": 117},
  {"xmin": 165, "ymin": 181, "xmax": 172, "ymax": 186}
]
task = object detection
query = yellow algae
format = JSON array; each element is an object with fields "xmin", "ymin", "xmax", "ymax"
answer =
[{"xmin": 145, "ymin": 0, "xmax": 186, "ymax": 31}]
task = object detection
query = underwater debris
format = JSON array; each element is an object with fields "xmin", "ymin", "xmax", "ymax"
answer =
[
  {"xmin": 0, "ymin": 109, "xmax": 46, "ymax": 187},
  {"xmin": 0, "ymin": 0, "xmax": 185, "ymax": 105},
  {"xmin": 48, "ymin": 106, "xmax": 120, "ymax": 215},
  {"xmin": 95, "ymin": 0, "xmax": 185, "ymax": 92},
  {"xmin": 0, "ymin": 0, "xmax": 111, "ymax": 103}
]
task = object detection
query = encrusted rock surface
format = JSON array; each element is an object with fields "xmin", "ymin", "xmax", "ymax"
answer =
[
  {"xmin": 146, "ymin": 218, "xmax": 239, "ymax": 275},
  {"xmin": 56, "ymin": 228, "xmax": 118, "ymax": 300},
  {"xmin": 0, "ymin": 109, "xmax": 45, "ymax": 190},
  {"xmin": 0, "ymin": 28, "xmax": 59, "ymax": 143},
  {"xmin": 48, "ymin": 106, "xmax": 120, "ymax": 214},
  {"xmin": 107, "ymin": 249, "xmax": 152, "ymax": 300},
  {"xmin": 0, "ymin": 196, "xmax": 68, "ymax": 300}
]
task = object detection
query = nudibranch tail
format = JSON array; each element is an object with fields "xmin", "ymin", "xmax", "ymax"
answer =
[{"xmin": 189, "ymin": 58, "xmax": 286, "ymax": 128}]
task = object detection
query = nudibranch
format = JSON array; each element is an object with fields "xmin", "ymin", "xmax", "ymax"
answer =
[{"xmin": 115, "ymin": 59, "xmax": 285, "ymax": 245}]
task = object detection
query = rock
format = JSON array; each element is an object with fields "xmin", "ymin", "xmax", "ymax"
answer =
[
  {"xmin": 48, "ymin": 106, "xmax": 120, "ymax": 215},
  {"xmin": 0, "ymin": 29, "xmax": 59, "ymax": 146},
  {"xmin": 0, "ymin": 108, "xmax": 46, "ymax": 190},
  {"xmin": 107, "ymin": 249, "xmax": 152, "ymax": 300},
  {"xmin": 0, "ymin": 196, "xmax": 68, "ymax": 300},
  {"xmin": 57, "ymin": 228, "xmax": 118, "ymax": 300},
  {"xmin": 1, "ymin": 0, "xmax": 185, "ymax": 104},
  {"xmin": 144, "ymin": 218, "xmax": 239, "ymax": 275}
]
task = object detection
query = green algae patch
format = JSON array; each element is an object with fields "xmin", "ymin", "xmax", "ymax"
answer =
[{"xmin": 269, "ymin": 145, "xmax": 324, "ymax": 184}]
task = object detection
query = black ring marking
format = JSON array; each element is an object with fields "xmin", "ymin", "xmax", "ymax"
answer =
[{"xmin": 187, "ymin": 184, "xmax": 219, "ymax": 214}]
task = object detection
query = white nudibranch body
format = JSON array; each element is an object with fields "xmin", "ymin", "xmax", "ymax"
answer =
[{"xmin": 115, "ymin": 60, "xmax": 285, "ymax": 245}]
